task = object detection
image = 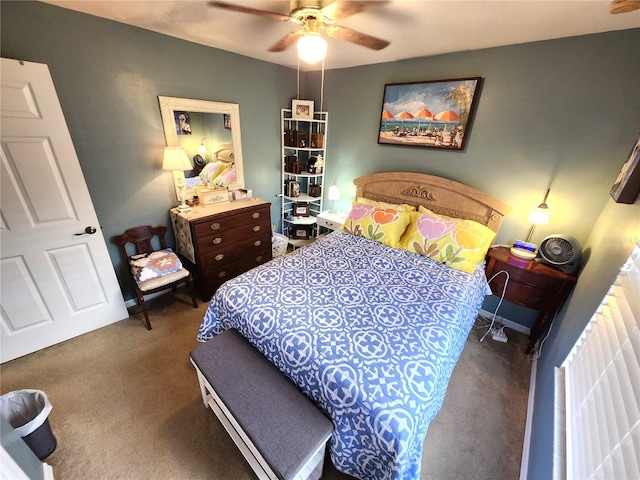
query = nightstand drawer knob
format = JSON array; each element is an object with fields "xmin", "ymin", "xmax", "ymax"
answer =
[
  {"xmin": 213, "ymin": 237, "xmax": 222, "ymax": 245},
  {"xmin": 255, "ymin": 256, "xmax": 263, "ymax": 262},
  {"xmin": 215, "ymin": 254, "xmax": 224, "ymax": 261},
  {"xmin": 210, "ymin": 223, "xmax": 221, "ymax": 230},
  {"xmin": 254, "ymin": 240, "xmax": 262, "ymax": 247},
  {"xmin": 253, "ymin": 226, "xmax": 261, "ymax": 232},
  {"xmin": 217, "ymin": 271, "xmax": 227, "ymax": 278},
  {"xmin": 252, "ymin": 212, "xmax": 260, "ymax": 219}
]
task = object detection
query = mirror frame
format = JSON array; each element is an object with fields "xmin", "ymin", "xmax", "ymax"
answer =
[{"xmin": 158, "ymin": 96, "xmax": 245, "ymax": 199}]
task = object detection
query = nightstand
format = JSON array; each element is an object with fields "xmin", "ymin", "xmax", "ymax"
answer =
[
  {"xmin": 316, "ymin": 210, "xmax": 347, "ymax": 233},
  {"xmin": 485, "ymin": 246, "xmax": 577, "ymax": 354}
]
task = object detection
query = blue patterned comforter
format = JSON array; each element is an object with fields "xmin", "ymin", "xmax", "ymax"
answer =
[{"xmin": 197, "ymin": 231, "xmax": 487, "ymax": 480}]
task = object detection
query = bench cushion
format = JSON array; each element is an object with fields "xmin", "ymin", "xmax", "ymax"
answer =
[{"xmin": 190, "ymin": 329, "xmax": 333, "ymax": 480}]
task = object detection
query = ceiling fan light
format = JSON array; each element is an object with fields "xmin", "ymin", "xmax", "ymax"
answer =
[{"xmin": 297, "ymin": 32, "xmax": 327, "ymax": 64}]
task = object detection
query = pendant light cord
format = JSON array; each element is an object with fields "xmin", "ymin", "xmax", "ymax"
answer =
[{"xmin": 320, "ymin": 57, "xmax": 325, "ymax": 112}]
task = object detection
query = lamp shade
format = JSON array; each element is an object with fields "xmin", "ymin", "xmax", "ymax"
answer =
[
  {"xmin": 162, "ymin": 147, "xmax": 192, "ymax": 171},
  {"xmin": 328, "ymin": 184, "xmax": 340, "ymax": 201},
  {"xmin": 297, "ymin": 32, "xmax": 327, "ymax": 64},
  {"xmin": 528, "ymin": 205, "xmax": 550, "ymax": 225}
]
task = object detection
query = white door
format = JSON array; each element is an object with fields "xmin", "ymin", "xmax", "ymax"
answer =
[{"xmin": 0, "ymin": 58, "xmax": 128, "ymax": 363}]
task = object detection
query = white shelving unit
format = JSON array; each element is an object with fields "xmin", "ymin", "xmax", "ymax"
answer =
[{"xmin": 280, "ymin": 108, "xmax": 328, "ymax": 248}]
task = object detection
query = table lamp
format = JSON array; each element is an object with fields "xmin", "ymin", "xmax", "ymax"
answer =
[
  {"xmin": 328, "ymin": 183, "xmax": 340, "ymax": 213},
  {"xmin": 511, "ymin": 188, "xmax": 550, "ymax": 259},
  {"xmin": 162, "ymin": 147, "xmax": 192, "ymax": 212}
]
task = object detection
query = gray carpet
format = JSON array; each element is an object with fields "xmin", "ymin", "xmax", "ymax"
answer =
[{"xmin": 0, "ymin": 288, "xmax": 531, "ymax": 479}]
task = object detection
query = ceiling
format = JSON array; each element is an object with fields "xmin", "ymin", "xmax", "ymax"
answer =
[{"xmin": 41, "ymin": 0, "xmax": 640, "ymax": 71}]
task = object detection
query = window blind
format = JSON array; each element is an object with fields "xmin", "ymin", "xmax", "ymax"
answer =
[{"xmin": 554, "ymin": 242, "xmax": 640, "ymax": 480}]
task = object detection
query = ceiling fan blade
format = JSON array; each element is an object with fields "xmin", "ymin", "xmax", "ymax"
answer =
[
  {"xmin": 321, "ymin": 0, "xmax": 390, "ymax": 21},
  {"xmin": 268, "ymin": 32, "xmax": 300, "ymax": 52},
  {"xmin": 208, "ymin": 1, "xmax": 291, "ymax": 22},
  {"xmin": 326, "ymin": 25, "xmax": 389, "ymax": 51}
]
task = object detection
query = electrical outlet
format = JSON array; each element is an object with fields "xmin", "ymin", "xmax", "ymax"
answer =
[{"xmin": 491, "ymin": 327, "xmax": 508, "ymax": 343}]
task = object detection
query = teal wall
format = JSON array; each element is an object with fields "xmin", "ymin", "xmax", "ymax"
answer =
[
  {"xmin": 309, "ymin": 30, "xmax": 639, "ymax": 247},
  {"xmin": 526, "ymin": 197, "xmax": 639, "ymax": 480},
  {"xmin": 0, "ymin": 1, "xmax": 296, "ymax": 300},
  {"xmin": 2, "ymin": 4, "xmax": 639, "ymax": 474},
  {"xmin": 308, "ymin": 29, "xmax": 640, "ymax": 330}
]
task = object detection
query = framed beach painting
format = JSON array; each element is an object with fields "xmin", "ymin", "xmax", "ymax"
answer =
[{"xmin": 378, "ymin": 77, "xmax": 482, "ymax": 150}]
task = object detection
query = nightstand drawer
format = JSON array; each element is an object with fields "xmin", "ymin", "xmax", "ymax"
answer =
[
  {"xmin": 316, "ymin": 211, "xmax": 347, "ymax": 231},
  {"xmin": 485, "ymin": 245, "xmax": 578, "ymax": 354},
  {"xmin": 488, "ymin": 270, "xmax": 559, "ymax": 307}
]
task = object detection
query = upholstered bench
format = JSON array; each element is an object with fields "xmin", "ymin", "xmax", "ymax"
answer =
[{"xmin": 190, "ymin": 329, "xmax": 333, "ymax": 480}]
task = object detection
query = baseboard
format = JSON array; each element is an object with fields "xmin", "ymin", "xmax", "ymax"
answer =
[
  {"xmin": 519, "ymin": 352, "xmax": 537, "ymax": 480},
  {"xmin": 124, "ymin": 291, "xmax": 166, "ymax": 309},
  {"xmin": 479, "ymin": 309, "xmax": 531, "ymax": 336}
]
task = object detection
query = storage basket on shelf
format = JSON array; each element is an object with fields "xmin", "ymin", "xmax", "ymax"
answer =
[{"xmin": 272, "ymin": 233, "xmax": 288, "ymax": 258}]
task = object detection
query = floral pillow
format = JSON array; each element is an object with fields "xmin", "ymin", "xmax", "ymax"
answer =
[
  {"xmin": 399, "ymin": 209, "xmax": 496, "ymax": 273},
  {"xmin": 342, "ymin": 203, "xmax": 411, "ymax": 248},
  {"xmin": 199, "ymin": 161, "xmax": 228, "ymax": 185},
  {"xmin": 129, "ymin": 249, "xmax": 183, "ymax": 283}
]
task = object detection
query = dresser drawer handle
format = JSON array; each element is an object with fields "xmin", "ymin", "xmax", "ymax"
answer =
[
  {"xmin": 253, "ymin": 226, "xmax": 261, "ymax": 232},
  {"xmin": 217, "ymin": 271, "xmax": 227, "ymax": 279},
  {"xmin": 210, "ymin": 223, "xmax": 221, "ymax": 230},
  {"xmin": 255, "ymin": 256, "xmax": 263, "ymax": 262},
  {"xmin": 254, "ymin": 240, "xmax": 262, "ymax": 247},
  {"xmin": 215, "ymin": 254, "xmax": 224, "ymax": 261},
  {"xmin": 252, "ymin": 212, "xmax": 260, "ymax": 219},
  {"xmin": 213, "ymin": 237, "xmax": 222, "ymax": 245}
]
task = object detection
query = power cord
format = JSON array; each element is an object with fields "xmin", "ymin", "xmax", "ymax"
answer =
[
  {"xmin": 532, "ymin": 310, "xmax": 559, "ymax": 359},
  {"xmin": 479, "ymin": 270, "xmax": 510, "ymax": 342}
]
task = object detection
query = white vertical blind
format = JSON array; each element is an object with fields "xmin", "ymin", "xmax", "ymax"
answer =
[{"xmin": 554, "ymin": 242, "xmax": 640, "ymax": 480}]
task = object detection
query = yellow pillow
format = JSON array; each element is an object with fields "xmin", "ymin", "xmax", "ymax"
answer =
[
  {"xmin": 356, "ymin": 197, "xmax": 416, "ymax": 212},
  {"xmin": 399, "ymin": 209, "xmax": 496, "ymax": 273},
  {"xmin": 343, "ymin": 203, "xmax": 411, "ymax": 248}
]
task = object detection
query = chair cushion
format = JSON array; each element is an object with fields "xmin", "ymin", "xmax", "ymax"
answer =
[
  {"xmin": 136, "ymin": 268, "xmax": 190, "ymax": 292},
  {"xmin": 129, "ymin": 249, "xmax": 183, "ymax": 283}
]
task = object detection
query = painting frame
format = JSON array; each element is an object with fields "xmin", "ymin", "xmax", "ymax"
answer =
[
  {"xmin": 174, "ymin": 111, "xmax": 192, "ymax": 135},
  {"xmin": 377, "ymin": 77, "xmax": 482, "ymax": 151},
  {"xmin": 292, "ymin": 99, "xmax": 314, "ymax": 121},
  {"xmin": 610, "ymin": 135, "xmax": 640, "ymax": 204},
  {"xmin": 293, "ymin": 202, "xmax": 310, "ymax": 217}
]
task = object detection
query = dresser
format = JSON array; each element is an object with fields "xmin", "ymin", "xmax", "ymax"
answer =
[
  {"xmin": 170, "ymin": 198, "xmax": 272, "ymax": 301},
  {"xmin": 485, "ymin": 246, "xmax": 577, "ymax": 354}
]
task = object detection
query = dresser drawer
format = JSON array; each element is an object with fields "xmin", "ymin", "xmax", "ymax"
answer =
[
  {"xmin": 201, "ymin": 251, "xmax": 271, "ymax": 293},
  {"xmin": 200, "ymin": 238, "xmax": 271, "ymax": 268},
  {"xmin": 193, "ymin": 206, "xmax": 270, "ymax": 240},
  {"xmin": 195, "ymin": 219, "xmax": 270, "ymax": 256}
]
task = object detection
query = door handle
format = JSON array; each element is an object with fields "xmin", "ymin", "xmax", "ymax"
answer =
[{"xmin": 75, "ymin": 226, "xmax": 97, "ymax": 235}]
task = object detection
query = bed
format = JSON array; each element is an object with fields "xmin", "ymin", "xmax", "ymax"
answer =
[{"xmin": 197, "ymin": 172, "xmax": 510, "ymax": 480}]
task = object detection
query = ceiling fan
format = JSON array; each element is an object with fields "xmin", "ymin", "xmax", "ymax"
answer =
[{"xmin": 208, "ymin": 1, "xmax": 390, "ymax": 63}]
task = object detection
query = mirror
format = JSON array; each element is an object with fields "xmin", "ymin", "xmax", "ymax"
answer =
[{"xmin": 158, "ymin": 96, "xmax": 245, "ymax": 200}]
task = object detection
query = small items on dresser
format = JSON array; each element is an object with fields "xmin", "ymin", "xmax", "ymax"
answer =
[
  {"xmin": 197, "ymin": 186, "xmax": 230, "ymax": 206},
  {"xmin": 232, "ymin": 189, "xmax": 253, "ymax": 201}
]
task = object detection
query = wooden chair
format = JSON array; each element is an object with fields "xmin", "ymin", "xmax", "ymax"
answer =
[{"xmin": 113, "ymin": 225, "xmax": 197, "ymax": 330}]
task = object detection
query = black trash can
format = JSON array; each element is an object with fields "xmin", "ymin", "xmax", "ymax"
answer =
[{"xmin": 0, "ymin": 390, "xmax": 57, "ymax": 460}]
